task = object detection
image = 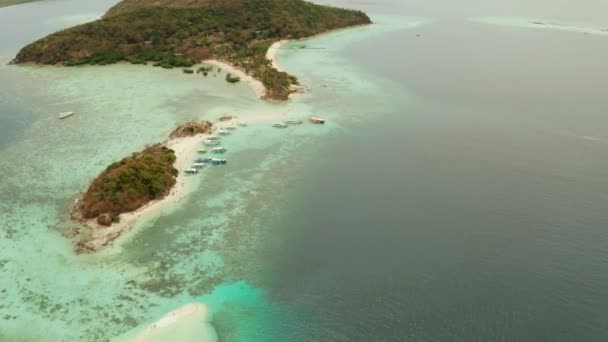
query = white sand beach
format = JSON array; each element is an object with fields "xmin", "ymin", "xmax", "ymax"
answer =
[
  {"xmin": 113, "ymin": 303, "xmax": 216, "ymax": 342},
  {"xmin": 79, "ymin": 131, "xmax": 211, "ymax": 250},
  {"xmin": 78, "ymin": 114, "xmax": 288, "ymax": 251},
  {"xmin": 203, "ymin": 59, "xmax": 266, "ymax": 99},
  {"xmin": 267, "ymin": 39, "xmax": 291, "ymax": 71}
]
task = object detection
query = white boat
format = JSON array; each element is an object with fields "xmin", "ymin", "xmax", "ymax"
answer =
[
  {"xmin": 211, "ymin": 158, "xmax": 227, "ymax": 165},
  {"xmin": 285, "ymin": 119, "xmax": 303, "ymax": 125},
  {"xmin": 273, "ymin": 122, "xmax": 288, "ymax": 128},
  {"xmin": 207, "ymin": 136, "xmax": 221, "ymax": 141},
  {"xmin": 185, "ymin": 168, "xmax": 199, "ymax": 174},
  {"xmin": 218, "ymin": 129, "xmax": 231, "ymax": 136},
  {"xmin": 225, "ymin": 126, "xmax": 237, "ymax": 130},
  {"xmin": 237, "ymin": 122, "xmax": 247, "ymax": 127},
  {"xmin": 212, "ymin": 147, "xmax": 227, "ymax": 154},
  {"xmin": 203, "ymin": 139, "xmax": 220, "ymax": 146},
  {"xmin": 59, "ymin": 111, "xmax": 74, "ymax": 119},
  {"xmin": 192, "ymin": 163, "xmax": 205, "ymax": 169},
  {"xmin": 310, "ymin": 117, "xmax": 325, "ymax": 124}
]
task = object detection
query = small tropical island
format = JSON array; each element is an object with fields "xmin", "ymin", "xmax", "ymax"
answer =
[
  {"xmin": 11, "ymin": 0, "xmax": 371, "ymax": 100},
  {"xmin": 72, "ymin": 121, "xmax": 213, "ymax": 252}
]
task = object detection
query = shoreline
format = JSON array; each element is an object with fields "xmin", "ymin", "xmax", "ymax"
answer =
[
  {"xmin": 203, "ymin": 59, "xmax": 266, "ymax": 99},
  {"xmin": 266, "ymin": 40, "xmax": 291, "ymax": 72},
  {"xmin": 266, "ymin": 40, "xmax": 304, "ymax": 100},
  {"xmin": 75, "ymin": 131, "xmax": 211, "ymax": 251},
  {"xmin": 114, "ymin": 303, "xmax": 216, "ymax": 342},
  {"xmin": 265, "ymin": 24, "xmax": 372, "ymax": 100},
  {"xmin": 74, "ymin": 115, "xmax": 284, "ymax": 252}
]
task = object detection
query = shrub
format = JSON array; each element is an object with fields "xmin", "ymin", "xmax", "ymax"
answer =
[{"xmin": 225, "ymin": 73, "xmax": 241, "ymax": 83}]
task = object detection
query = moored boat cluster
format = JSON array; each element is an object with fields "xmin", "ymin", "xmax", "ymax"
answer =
[
  {"xmin": 185, "ymin": 123, "xmax": 236, "ymax": 174},
  {"xmin": 186, "ymin": 116, "xmax": 325, "ymax": 174},
  {"xmin": 273, "ymin": 116, "xmax": 325, "ymax": 128}
]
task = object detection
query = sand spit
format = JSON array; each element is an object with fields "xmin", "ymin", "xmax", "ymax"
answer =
[
  {"xmin": 203, "ymin": 59, "xmax": 266, "ymax": 99},
  {"xmin": 74, "ymin": 131, "xmax": 209, "ymax": 252},
  {"xmin": 113, "ymin": 303, "xmax": 216, "ymax": 342},
  {"xmin": 73, "ymin": 114, "xmax": 286, "ymax": 252}
]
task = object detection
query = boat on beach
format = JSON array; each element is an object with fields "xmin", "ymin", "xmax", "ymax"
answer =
[
  {"xmin": 207, "ymin": 136, "xmax": 221, "ymax": 141},
  {"xmin": 273, "ymin": 122, "xmax": 288, "ymax": 128},
  {"xmin": 212, "ymin": 147, "xmax": 227, "ymax": 154},
  {"xmin": 185, "ymin": 168, "xmax": 199, "ymax": 174},
  {"xmin": 203, "ymin": 139, "xmax": 220, "ymax": 146},
  {"xmin": 211, "ymin": 158, "xmax": 227, "ymax": 165},
  {"xmin": 285, "ymin": 120, "xmax": 303, "ymax": 125},
  {"xmin": 59, "ymin": 111, "xmax": 74, "ymax": 119},
  {"xmin": 310, "ymin": 117, "xmax": 325, "ymax": 124},
  {"xmin": 225, "ymin": 126, "xmax": 237, "ymax": 130},
  {"xmin": 237, "ymin": 122, "xmax": 247, "ymax": 127},
  {"xmin": 197, "ymin": 149, "xmax": 207, "ymax": 154}
]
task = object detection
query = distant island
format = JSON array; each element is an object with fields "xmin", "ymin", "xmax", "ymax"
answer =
[
  {"xmin": 0, "ymin": 0, "xmax": 38, "ymax": 9},
  {"xmin": 12, "ymin": 0, "xmax": 371, "ymax": 100}
]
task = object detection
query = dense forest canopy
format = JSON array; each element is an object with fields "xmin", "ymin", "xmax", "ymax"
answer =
[{"xmin": 13, "ymin": 0, "xmax": 371, "ymax": 100}]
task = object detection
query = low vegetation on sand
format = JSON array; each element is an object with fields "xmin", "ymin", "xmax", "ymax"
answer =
[
  {"xmin": 75, "ymin": 145, "xmax": 177, "ymax": 225},
  {"xmin": 225, "ymin": 73, "xmax": 240, "ymax": 83},
  {"xmin": 12, "ymin": 0, "xmax": 371, "ymax": 100}
]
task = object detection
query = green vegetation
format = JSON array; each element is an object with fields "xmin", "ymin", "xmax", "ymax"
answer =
[
  {"xmin": 225, "ymin": 73, "xmax": 240, "ymax": 83},
  {"xmin": 79, "ymin": 145, "xmax": 178, "ymax": 219},
  {"xmin": 183, "ymin": 68, "xmax": 194, "ymax": 74},
  {"xmin": 13, "ymin": 0, "xmax": 371, "ymax": 100},
  {"xmin": 197, "ymin": 66, "xmax": 213, "ymax": 76}
]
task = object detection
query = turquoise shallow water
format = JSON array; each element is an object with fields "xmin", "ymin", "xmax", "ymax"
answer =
[{"xmin": 2, "ymin": 0, "xmax": 608, "ymax": 341}]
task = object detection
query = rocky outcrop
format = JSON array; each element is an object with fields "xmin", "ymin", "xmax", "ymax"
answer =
[
  {"xmin": 96, "ymin": 213, "xmax": 113, "ymax": 226},
  {"xmin": 169, "ymin": 121, "xmax": 213, "ymax": 139}
]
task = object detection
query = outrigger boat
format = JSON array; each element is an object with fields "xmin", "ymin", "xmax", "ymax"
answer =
[
  {"xmin": 237, "ymin": 122, "xmax": 247, "ymax": 127},
  {"xmin": 285, "ymin": 119, "xmax": 303, "ymax": 125},
  {"xmin": 273, "ymin": 122, "xmax": 288, "ymax": 128},
  {"xmin": 185, "ymin": 168, "xmax": 199, "ymax": 174},
  {"xmin": 197, "ymin": 157, "xmax": 213, "ymax": 163},
  {"xmin": 211, "ymin": 158, "xmax": 227, "ymax": 165},
  {"xmin": 207, "ymin": 136, "xmax": 221, "ymax": 141},
  {"xmin": 192, "ymin": 163, "xmax": 205, "ymax": 169},
  {"xmin": 310, "ymin": 117, "xmax": 325, "ymax": 124},
  {"xmin": 225, "ymin": 126, "xmax": 237, "ymax": 130},
  {"xmin": 197, "ymin": 149, "xmax": 207, "ymax": 154},
  {"xmin": 203, "ymin": 139, "xmax": 220, "ymax": 146},
  {"xmin": 212, "ymin": 147, "xmax": 227, "ymax": 154},
  {"xmin": 59, "ymin": 111, "xmax": 74, "ymax": 119},
  {"xmin": 218, "ymin": 129, "xmax": 231, "ymax": 136}
]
